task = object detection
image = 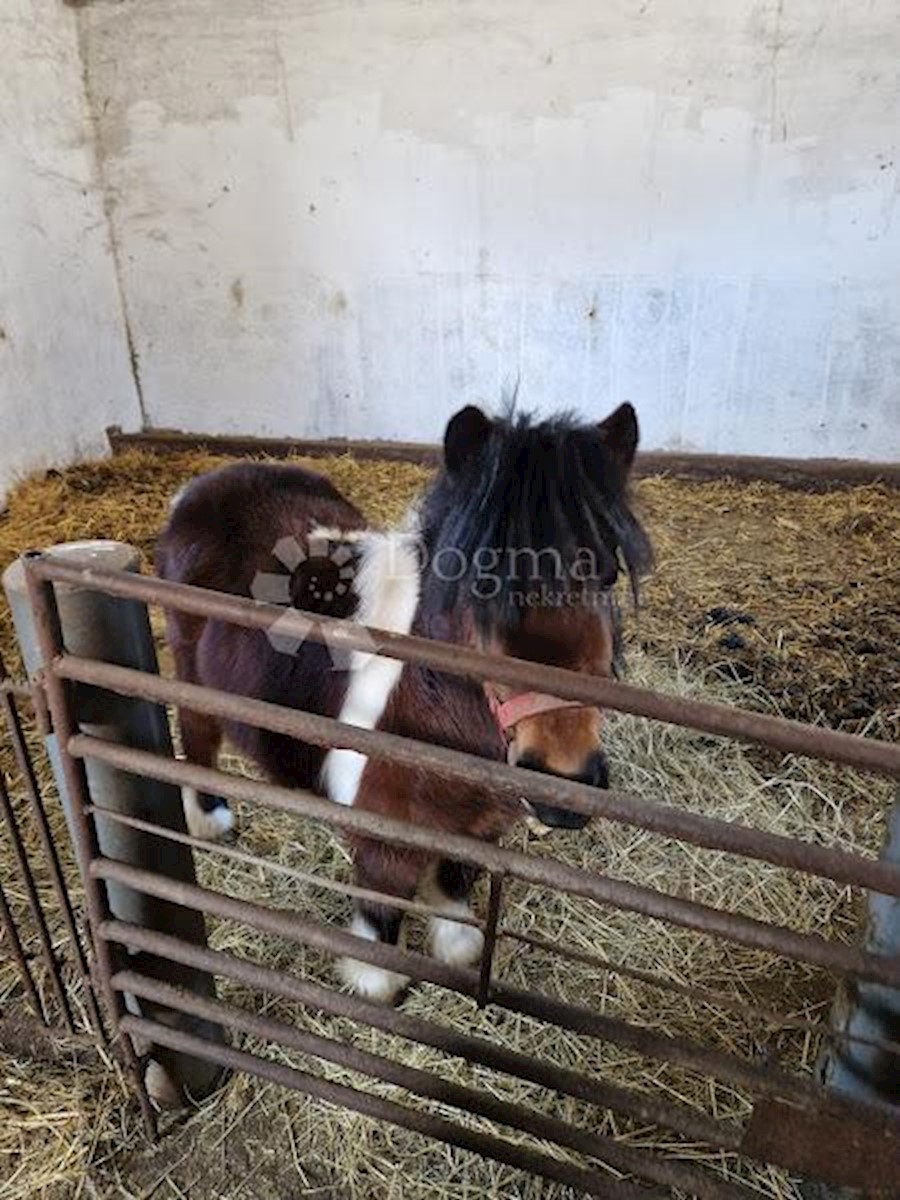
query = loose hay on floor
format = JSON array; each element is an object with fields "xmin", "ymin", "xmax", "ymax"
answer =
[
  {"xmin": 0, "ymin": 450, "xmax": 896, "ymax": 1199},
  {"xmin": 2, "ymin": 449, "xmax": 896, "ymax": 733}
]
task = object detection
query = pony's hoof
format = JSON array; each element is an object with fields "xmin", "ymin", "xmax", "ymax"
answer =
[
  {"xmin": 182, "ymin": 788, "xmax": 235, "ymax": 842},
  {"xmin": 337, "ymin": 956, "xmax": 408, "ymax": 1004},
  {"xmin": 144, "ymin": 1058, "xmax": 186, "ymax": 1109},
  {"xmin": 430, "ymin": 917, "xmax": 484, "ymax": 967}
]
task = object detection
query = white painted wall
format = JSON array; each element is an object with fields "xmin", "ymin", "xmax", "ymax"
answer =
[
  {"xmin": 3, "ymin": 1, "xmax": 898, "ymax": 481},
  {"xmin": 0, "ymin": 0, "xmax": 141, "ymax": 506}
]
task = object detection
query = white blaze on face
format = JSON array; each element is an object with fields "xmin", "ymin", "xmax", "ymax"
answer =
[{"xmin": 321, "ymin": 529, "xmax": 420, "ymax": 807}]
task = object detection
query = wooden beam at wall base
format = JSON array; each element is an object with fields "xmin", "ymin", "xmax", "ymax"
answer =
[
  {"xmin": 106, "ymin": 426, "xmax": 899, "ymax": 492},
  {"xmin": 107, "ymin": 426, "xmax": 443, "ymax": 466}
]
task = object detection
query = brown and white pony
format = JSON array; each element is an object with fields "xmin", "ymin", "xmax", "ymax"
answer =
[{"xmin": 155, "ymin": 403, "xmax": 652, "ymax": 1002}]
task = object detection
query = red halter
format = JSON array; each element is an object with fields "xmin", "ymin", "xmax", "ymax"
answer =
[{"xmin": 485, "ymin": 685, "xmax": 589, "ymax": 741}]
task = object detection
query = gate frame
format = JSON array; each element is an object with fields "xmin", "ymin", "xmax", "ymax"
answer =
[{"xmin": 12, "ymin": 548, "xmax": 900, "ymax": 1198}]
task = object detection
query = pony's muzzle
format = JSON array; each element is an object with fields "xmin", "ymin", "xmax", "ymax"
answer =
[
  {"xmin": 528, "ymin": 801, "xmax": 592, "ymax": 830},
  {"xmin": 517, "ymin": 749, "xmax": 608, "ymax": 830}
]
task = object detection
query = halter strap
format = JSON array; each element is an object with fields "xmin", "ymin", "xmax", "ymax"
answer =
[{"xmin": 485, "ymin": 686, "xmax": 590, "ymax": 739}]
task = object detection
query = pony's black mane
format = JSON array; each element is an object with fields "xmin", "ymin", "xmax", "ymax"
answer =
[{"xmin": 418, "ymin": 408, "xmax": 653, "ymax": 635}]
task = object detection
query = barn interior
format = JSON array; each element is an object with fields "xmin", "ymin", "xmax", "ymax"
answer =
[{"xmin": 1, "ymin": 3, "xmax": 898, "ymax": 1199}]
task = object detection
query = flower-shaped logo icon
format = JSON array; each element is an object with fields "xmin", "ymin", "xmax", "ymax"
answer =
[{"xmin": 251, "ymin": 533, "xmax": 374, "ymax": 666}]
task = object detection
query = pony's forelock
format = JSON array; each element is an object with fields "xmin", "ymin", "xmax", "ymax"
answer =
[{"xmin": 420, "ymin": 406, "xmax": 653, "ymax": 637}]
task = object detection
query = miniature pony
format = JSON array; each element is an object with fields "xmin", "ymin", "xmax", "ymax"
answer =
[{"xmin": 155, "ymin": 402, "xmax": 651, "ymax": 1001}]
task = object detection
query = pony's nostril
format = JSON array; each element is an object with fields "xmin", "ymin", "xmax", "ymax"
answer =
[
  {"xmin": 582, "ymin": 750, "xmax": 609, "ymax": 790},
  {"xmin": 515, "ymin": 752, "xmax": 544, "ymax": 774},
  {"xmin": 516, "ymin": 751, "xmax": 608, "ymax": 789},
  {"xmin": 528, "ymin": 800, "xmax": 590, "ymax": 830},
  {"xmin": 514, "ymin": 753, "xmax": 593, "ymax": 829}
]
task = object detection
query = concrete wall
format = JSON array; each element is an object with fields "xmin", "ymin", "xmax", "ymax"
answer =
[
  {"xmin": 3, "ymin": 1, "xmax": 898, "ymax": 493},
  {"xmin": 0, "ymin": 0, "xmax": 141, "ymax": 505}
]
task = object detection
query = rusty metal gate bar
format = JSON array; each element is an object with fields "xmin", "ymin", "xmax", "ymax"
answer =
[
  {"xmin": 0, "ymin": 650, "xmax": 106, "ymax": 1037},
  {"xmin": 123, "ymin": 1013, "xmax": 658, "ymax": 1200},
  {"xmin": 19, "ymin": 552, "xmax": 900, "ymax": 1196},
  {"xmin": 21, "ymin": 567, "xmax": 161, "ymax": 1138},
  {"xmin": 72, "ymin": 729, "xmax": 900, "ymax": 1004},
  {"xmin": 0, "ymin": 876, "xmax": 44, "ymax": 1019},
  {"xmin": 31, "ymin": 555, "xmax": 900, "ymax": 776},
  {"xmin": 0, "ymin": 651, "xmax": 105, "ymax": 1038},
  {"xmin": 0, "ymin": 771, "xmax": 74, "ymax": 1028},
  {"xmin": 84, "ymin": 806, "xmax": 900, "ymax": 1057},
  {"xmin": 114, "ymin": 971, "xmax": 740, "ymax": 1200},
  {"xmin": 55, "ymin": 657, "xmax": 900, "ymax": 902},
  {"xmin": 87, "ymin": 851, "xmax": 880, "ymax": 1112}
]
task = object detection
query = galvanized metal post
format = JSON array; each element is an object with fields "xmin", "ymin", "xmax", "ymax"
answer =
[
  {"xmin": 4, "ymin": 542, "xmax": 225, "ymax": 1105},
  {"xmin": 818, "ymin": 793, "xmax": 900, "ymax": 1109}
]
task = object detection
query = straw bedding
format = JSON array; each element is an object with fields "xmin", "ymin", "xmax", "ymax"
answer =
[{"xmin": 0, "ymin": 450, "xmax": 896, "ymax": 1199}]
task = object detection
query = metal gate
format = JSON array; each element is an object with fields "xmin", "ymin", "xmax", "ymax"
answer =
[
  {"xmin": 0, "ymin": 652, "xmax": 103, "ymax": 1041},
  {"xmin": 7, "ymin": 550, "xmax": 900, "ymax": 1198}
]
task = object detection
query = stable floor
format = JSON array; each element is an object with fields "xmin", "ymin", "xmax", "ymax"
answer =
[{"xmin": 0, "ymin": 452, "xmax": 896, "ymax": 1199}]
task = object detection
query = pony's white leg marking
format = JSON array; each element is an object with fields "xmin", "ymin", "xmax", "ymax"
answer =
[
  {"xmin": 337, "ymin": 913, "xmax": 409, "ymax": 1004},
  {"xmin": 430, "ymin": 904, "xmax": 484, "ymax": 967},
  {"xmin": 322, "ymin": 530, "xmax": 421, "ymax": 808},
  {"xmin": 182, "ymin": 786, "xmax": 234, "ymax": 840},
  {"xmin": 421, "ymin": 872, "xmax": 484, "ymax": 967},
  {"xmin": 144, "ymin": 1058, "xmax": 185, "ymax": 1108}
]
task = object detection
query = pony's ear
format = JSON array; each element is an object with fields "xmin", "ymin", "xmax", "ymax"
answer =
[
  {"xmin": 597, "ymin": 403, "xmax": 639, "ymax": 472},
  {"xmin": 444, "ymin": 405, "xmax": 492, "ymax": 472}
]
